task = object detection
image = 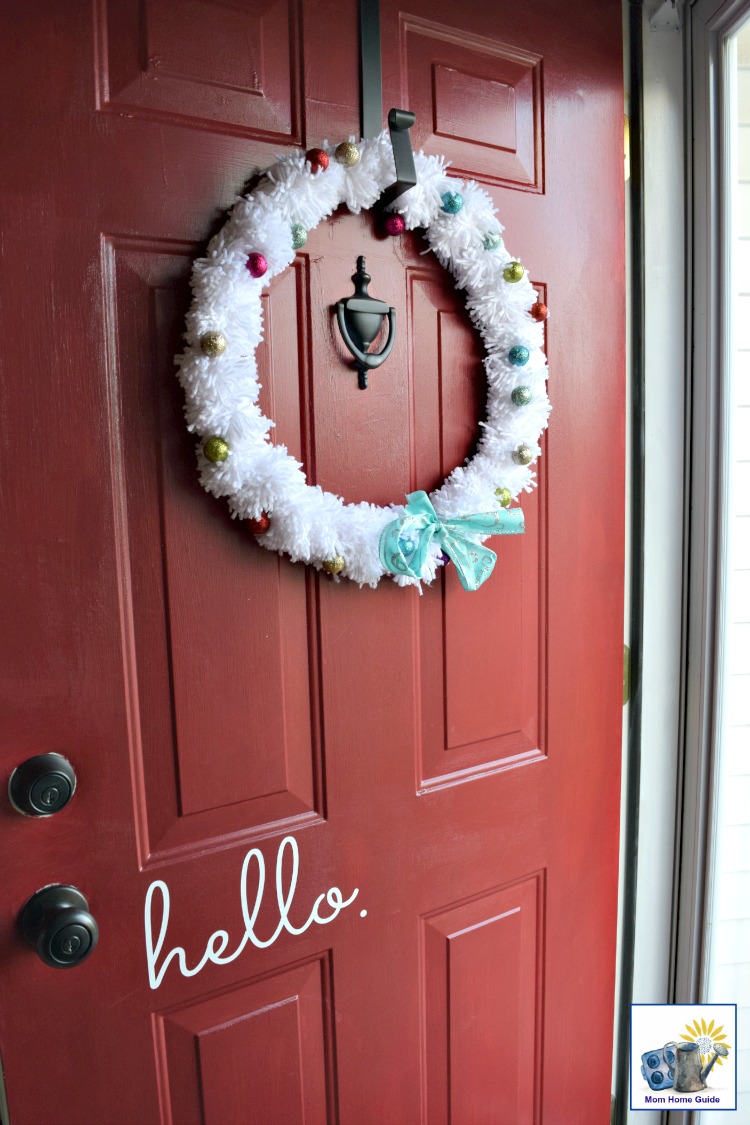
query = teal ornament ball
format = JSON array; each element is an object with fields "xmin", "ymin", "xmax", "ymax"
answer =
[
  {"xmin": 441, "ymin": 191, "xmax": 463, "ymax": 214},
  {"xmin": 482, "ymin": 230, "xmax": 502, "ymax": 251},
  {"xmin": 508, "ymin": 345, "xmax": 530, "ymax": 367},
  {"xmin": 398, "ymin": 532, "xmax": 419, "ymax": 556},
  {"xmin": 291, "ymin": 224, "xmax": 307, "ymax": 249},
  {"xmin": 511, "ymin": 385, "xmax": 533, "ymax": 406}
]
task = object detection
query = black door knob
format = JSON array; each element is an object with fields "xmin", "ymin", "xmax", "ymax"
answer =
[
  {"xmin": 9, "ymin": 753, "xmax": 77, "ymax": 816},
  {"xmin": 18, "ymin": 885, "xmax": 98, "ymax": 969}
]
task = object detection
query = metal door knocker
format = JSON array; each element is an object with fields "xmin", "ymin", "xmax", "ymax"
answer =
[{"xmin": 336, "ymin": 256, "xmax": 396, "ymax": 389}]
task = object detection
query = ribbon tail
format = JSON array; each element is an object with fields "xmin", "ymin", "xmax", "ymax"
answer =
[
  {"xmin": 443, "ymin": 507, "xmax": 525, "ymax": 537},
  {"xmin": 440, "ymin": 532, "xmax": 498, "ymax": 592}
]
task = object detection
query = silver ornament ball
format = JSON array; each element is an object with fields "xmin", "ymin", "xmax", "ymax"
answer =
[
  {"xmin": 512, "ymin": 444, "xmax": 534, "ymax": 466},
  {"xmin": 511, "ymin": 386, "xmax": 533, "ymax": 406}
]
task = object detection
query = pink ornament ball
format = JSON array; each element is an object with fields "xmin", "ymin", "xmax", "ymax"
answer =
[
  {"xmin": 384, "ymin": 213, "xmax": 405, "ymax": 236},
  {"xmin": 306, "ymin": 147, "xmax": 329, "ymax": 174},
  {"xmin": 246, "ymin": 252, "xmax": 267, "ymax": 279}
]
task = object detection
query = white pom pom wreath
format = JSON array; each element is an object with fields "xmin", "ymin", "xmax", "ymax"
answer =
[{"xmin": 176, "ymin": 132, "xmax": 551, "ymax": 590}]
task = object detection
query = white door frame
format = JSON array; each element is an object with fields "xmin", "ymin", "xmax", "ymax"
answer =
[{"xmin": 616, "ymin": 1, "xmax": 750, "ymax": 1121}]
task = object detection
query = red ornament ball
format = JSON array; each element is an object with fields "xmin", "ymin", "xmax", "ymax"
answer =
[
  {"xmin": 530, "ymin": 301, "xmax": 548, "ymax": 322},
  {"xmin": 246, "ymin": 252, "xmax": 267, "ymax": 279},
  {"xmin": 306, "ymin": 147, "xmax": 329, "ymax": 174},
  {"xmin": 383, "ymin": 213, "xmax": 406, "ymax": 236},
  {"xmin": 249, "ymin": 512, "xmax": 271, "ymax": 534}
]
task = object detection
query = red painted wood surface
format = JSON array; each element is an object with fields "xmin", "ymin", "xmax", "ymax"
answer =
[{"xmin": 0, "ymin": 1, "xmax": 625, "ymax": 1122}]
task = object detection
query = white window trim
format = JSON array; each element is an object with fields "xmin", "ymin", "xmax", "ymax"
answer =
[
  {"xmin": 616, "ymin": 3, "xmax": 748, "ymax": 1121},
  {"xmin": 677, "ymin": 0, "xmax": 750, "ymax": 1007}
]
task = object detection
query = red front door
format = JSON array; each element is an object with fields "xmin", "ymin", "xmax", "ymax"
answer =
[{"xmin": 0, "ymin": 2, "xmax": 625, "ymax": 1123}]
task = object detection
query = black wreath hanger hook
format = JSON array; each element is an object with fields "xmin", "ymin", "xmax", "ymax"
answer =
[
  {"xmin": 378, "ymin": 108, "xmax": 417, "ymax": 210},
  {"xmin": 334, "ymin": 0, "xmax": 416, "ymax": 387},
  {"xmin": 360, "ymin": 0, "xmax": 417, "ymax": 207}
]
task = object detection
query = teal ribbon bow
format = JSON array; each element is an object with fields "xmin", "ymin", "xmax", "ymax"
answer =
[{"xmin": 379, "ymin": 490, "xmax": 524, "ymax": 592}]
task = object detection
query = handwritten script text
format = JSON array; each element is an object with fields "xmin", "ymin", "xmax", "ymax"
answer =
[{"xmin": 145, "ymin": 835, "xmax": 360, "ymax": 989}]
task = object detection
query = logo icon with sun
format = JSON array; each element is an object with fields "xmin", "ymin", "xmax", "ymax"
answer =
[{"xmin": 680, "ymin": 1017, "xmax": 732, "ymax": 1067}]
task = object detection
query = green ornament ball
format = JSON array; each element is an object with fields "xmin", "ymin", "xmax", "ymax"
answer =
[
  {"xmin": 203, "ymin": 436, "xmax": 229, "ymax": 463},
  {"xmin": 495, "ymin": 487, "xmax": 513, "ymax": 507},
  {"xmin": 503, "ymin": 261, "xmax": 524, "ymax": 283},
  {"xmin": 511, "ymin": 385, "xmax": 533, "ymax": 406},
  {"xmin": 291, "ymin": 224, "xmax": 307, "ymax": 249}
]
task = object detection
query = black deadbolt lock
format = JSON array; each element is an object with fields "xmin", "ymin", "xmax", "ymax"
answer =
[
  {"xmin": 9, "ymin": 753, "xmax": 77, "ymax": 816},
  {"xmin": 18, "ymin": 885, "xmax": 99, "ymax": 969}
]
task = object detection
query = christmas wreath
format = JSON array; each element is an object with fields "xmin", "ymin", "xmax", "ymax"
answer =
[{"xmin": 176, "ymin": 132, "xmax": 550, "ymax": 591}]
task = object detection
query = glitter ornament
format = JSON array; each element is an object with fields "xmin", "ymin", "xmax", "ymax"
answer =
[
  {"xmin": 530, "ymin": 301, "xmax": 548, "ymax": 322},
  {"xmin": 306, "ymin": 147, "xmax": 329, "ymax": 173},
  {"xmin": 512, "ymin": 445, "xmax": 533, "ymax": 466},
  {"xmin": 511, "ymin": 386, "xmax": 533, "ymax": 406},
  {"xmin": 384, "ymin": 213, "xmax": 405, "ymax": 236},
  {"xmin": 482, "ymin": 231, "xmax": 502, "ymax": 251},
  {"xmin": 200, "ymin": 331, "xmax": 227, "ymax": 356},
  {"xmin": 495, "ymin": 487, "xmax": 513, "ymax": 507},
  {"xmin": 291, "ymin": 224, "xmax": 307, "ymax": 249},
  {"xmin": 249, "ymin": 512, "xmax": 271, "ymax": 534},
  {"xmin": 508, "ymin": 345, "xmax": 530, "ymax": 366},
  {"xmin": 335, "ymin": 142, "xmax": 360, "ymax": 167},
  {"xmin": 503, "ymin": 261, "xmax": 524, "ymax": 283},
  {"xmin": 246, "ymin": 252, "xmax": 267, "ymax": 278},
  {"xmin": 441, "ymin": 191, "xmax": 463, "ymax": 214},
  {"xmin": 203, "ymin": 436, "xmax": 229, "ymax": 462},
  {"xmin": 398, "ymin": 532, "xmax": 419, "ymax": 556},
  {"xmin": 322, "ymin": 555, "xmax": 345, "ymax": 575}
]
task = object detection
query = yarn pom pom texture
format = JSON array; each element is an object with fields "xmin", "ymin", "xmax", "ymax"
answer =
[{"xmin": 175, "ymin": 130, "xmax": 551, "ymax": 589}]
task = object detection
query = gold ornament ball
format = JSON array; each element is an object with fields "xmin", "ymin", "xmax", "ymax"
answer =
[
  {"xmin": 335, "ymin": 142, "xmax": 360, "ymax": 167},
  {"xmin": 322, "ymin": 555, "xmax": 345, "ymax": 575},
  {"xmin": 200, "ymin": 331, "xmax": 227, "ymax": 356},
  {"xmin": 495, "ymin": 487, "xmax": 513, "ymax": 507},
  {"xmin": 512, "ymin": 444, "xmax": 533, "ymax": 466},
  {"xmin": 503, "ymin": 261, "xmax": 524, "ymax": 283},
  {"xmin": 203, "ymin": 436, "xmax": 229, "ymax": 463}
]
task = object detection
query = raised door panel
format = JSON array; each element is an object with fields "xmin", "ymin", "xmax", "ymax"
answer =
[
  {"xmin": 394, "ymin": 15, "xmax": 543, "ymax": 191},
  {"xmin": 102, "ymin": 238, "xmax": 323, "ymax": 860},
  {"xmin": 96, "ymin": 0, "xmax": 303, "ymax": 141},
  {"xmin": 296, "ymin": 214, "xmax": 417, "ymax": 506},
  {"xmin": 157, "ymin": 955, "xmax": 335, "ymax": 1124},
  {"xmin": 422, "ymin": 876, "xmax": 543, "ymax": 1125},
  {"xmin": 412, "ymin": 272, "xmax": 548, "ymax": 787}
]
